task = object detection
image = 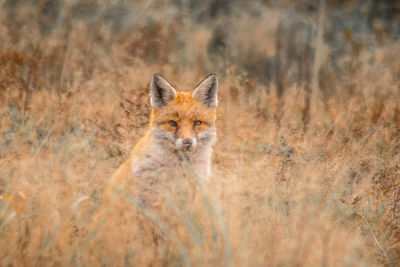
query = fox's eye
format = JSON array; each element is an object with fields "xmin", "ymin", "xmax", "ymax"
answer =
[
  {"xmin": 194, "ymin": 121, "xmax": 202, "ymax": 127},
  {"xmin": 168, "ymin": 120, "xmax": 178, "ymax": 127}
]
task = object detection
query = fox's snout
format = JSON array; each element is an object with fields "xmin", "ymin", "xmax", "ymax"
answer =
[
  {"xmin": 176, "ymin": 137, "xmax": 197, "ymax": 152},
  {"xmin": 183, "ymin": 139, "xmax": 192, "ymax": 149}
]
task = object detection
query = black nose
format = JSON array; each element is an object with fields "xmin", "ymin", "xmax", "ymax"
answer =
[{"xmin": 182, "ymin": 139, "xmax": 193, "ymax": 149}]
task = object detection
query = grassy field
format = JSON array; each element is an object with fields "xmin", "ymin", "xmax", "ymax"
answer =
[{"xmin": 0, "ymin": 1, "xmax": 399, "ymax": 266}]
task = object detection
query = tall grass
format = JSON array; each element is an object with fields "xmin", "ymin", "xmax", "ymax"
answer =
[{"xmin": 0, "ymin": 1, "xmax": 399, "ymax": 266}]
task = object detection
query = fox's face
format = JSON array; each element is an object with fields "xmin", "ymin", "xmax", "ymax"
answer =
[{"xmin": 149, "ymin": 74, "xmax": 218, "ymax": 154}]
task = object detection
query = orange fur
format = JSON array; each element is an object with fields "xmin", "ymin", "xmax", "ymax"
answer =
[{"xmin": 92, "ymin": 74, "xmax": 218, "ymax": 229}]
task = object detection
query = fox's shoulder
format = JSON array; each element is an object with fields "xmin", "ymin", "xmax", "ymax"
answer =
[
  {"xmin": 131, "ymin": 131, "xmax": 153, "ymax": 158},
  {"xmin": 108, "ymin": 131, "xmax": 152, "ymax": 187}
]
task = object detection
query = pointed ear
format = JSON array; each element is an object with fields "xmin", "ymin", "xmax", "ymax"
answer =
[
  {"xmin": 150, "ymin": 73, "xmax": 177, "ymax": 109},
  {"xmin": 191, "ymin": 74, "xmax": 218, "ymax": 108}
]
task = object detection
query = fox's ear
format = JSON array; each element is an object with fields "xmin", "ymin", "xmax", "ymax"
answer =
[
  {"xmin": 192, "ymin": 74, "xmax": 218, "ymax": 108},
  {"xmin": 150, "ymin": 73, "xmax": 177, "ymax": 109}
]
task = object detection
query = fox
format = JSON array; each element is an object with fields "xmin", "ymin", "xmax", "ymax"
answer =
[{"xmin": 98, "ymin": 73, "xmax": 218, "ymax": 219}]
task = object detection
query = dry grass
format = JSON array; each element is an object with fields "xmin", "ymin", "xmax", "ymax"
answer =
[{"xmin": 0, "ymin": 1, "xmax": 399, "ymax": 266}]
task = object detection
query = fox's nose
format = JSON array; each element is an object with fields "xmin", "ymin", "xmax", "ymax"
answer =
[{"xmin": 182, "ymin": 139, "xmax": 193, "ymax": 149}]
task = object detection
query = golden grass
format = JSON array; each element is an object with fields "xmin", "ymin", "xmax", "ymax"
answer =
[{"xmin": 0, "ymin": 1, "xmax": 399, "ymax": 266}]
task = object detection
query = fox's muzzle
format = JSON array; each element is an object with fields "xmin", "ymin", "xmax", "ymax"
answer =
[
  {"xmin": 182, "ymin": 138, "xmax": 193, "ymax": 150},
  {"xmin": 176, "ymin": 138, "xmax": 197, "ymax": 152}
]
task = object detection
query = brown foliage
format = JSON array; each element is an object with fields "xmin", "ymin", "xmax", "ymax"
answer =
[{"xmin": 0, "ymin": 1, "xmax": 399, "ymax": 266}]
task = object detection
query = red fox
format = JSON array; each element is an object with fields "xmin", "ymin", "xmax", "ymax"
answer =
[{"xmin": 101, "ymin": 73, "xmax": 218, "ymax": 211}]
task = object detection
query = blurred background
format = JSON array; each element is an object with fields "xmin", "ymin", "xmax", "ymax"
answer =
[
  {"xmin": 0, "ymin": 1, "xmax": 399, "ymax": 266},
  {"xmin": 2, "ymin": 0, "xmax": 399, "ymax": 90},
  {"xmin": 1, "ymin": 0, "xmax": 399, "ymax": 132}
]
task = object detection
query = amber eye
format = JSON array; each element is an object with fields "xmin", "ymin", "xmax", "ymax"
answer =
[
  {"xmin": 168, "ymin": 120, "xmax": 178, "ymax": 127},
  {"xmin": 194, "ymin": 121, "xmax": 202, "ymax": 127}
]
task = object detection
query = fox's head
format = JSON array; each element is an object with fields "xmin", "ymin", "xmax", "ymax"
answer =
[{"xmin": 149, "ymin": 73, "xmax": 218, "ymax": 154}]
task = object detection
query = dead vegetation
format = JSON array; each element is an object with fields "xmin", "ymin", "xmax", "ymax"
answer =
[{"xmin": 0, "ymin": 1, "xmax": 399, "ymax": 266}]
